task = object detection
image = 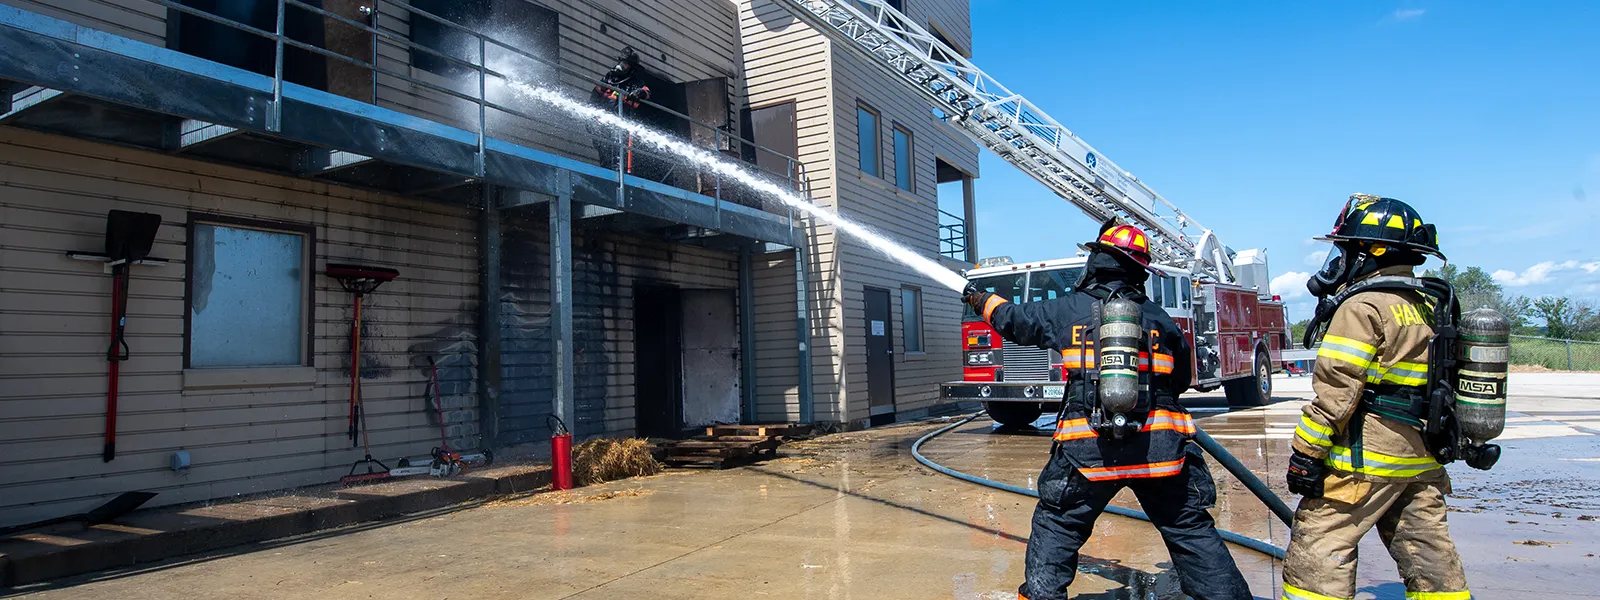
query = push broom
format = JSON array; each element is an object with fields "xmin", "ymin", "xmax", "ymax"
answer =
[{"xmin": 326, "ymin": 263, "xmax": 399, "ymax": 485}]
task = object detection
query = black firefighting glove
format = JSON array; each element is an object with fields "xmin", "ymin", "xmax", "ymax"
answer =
[
  {"xmin": 962, "ymin": 282, "xmax": 991, "ymax": 315},
  {"xmin": 628, "ymin": 86, "xmax": 651, "ymax": 102},
  {"xmin": 1286, "ymin": 450, "xmax": 1327, "ymax": 498}
]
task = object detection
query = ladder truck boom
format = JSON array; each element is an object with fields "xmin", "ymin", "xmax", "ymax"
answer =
[{"xmin": 774, "ymin": 0, "xmax": 1237, "ymax": 282}]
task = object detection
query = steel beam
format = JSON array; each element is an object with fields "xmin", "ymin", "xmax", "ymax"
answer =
[
  {"xmin": 298, "ymin": 149, "xmax": 372, "ymax": 175},
  {"xmin": 0, "ymin": 86, "xmax": 63, "ymax": 122},
  {"xmin": 794, "ymin": 237, "xmax": 814, "ymax": 424},
  {"xmin": 175, "ymin": 119, "xmax": 242, "ymax": 150},
  {"xmin": 478, "ymin": 184, "xmax": 503, "ymax": 448},
  {"xmin": 963, "ymin": 176, "xmax": 978, "ymax": 263},
  {"xmin": 739, "ymin": 243, "xmax": 757, "ymax": 424},
  {"xmin": 550, "ymin": 182, "xmax": 575, "ymax": 433}
]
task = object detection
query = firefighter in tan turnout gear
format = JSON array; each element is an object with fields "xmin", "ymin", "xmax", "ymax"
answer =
[{"xmin": 1284, "ymin": 195, "xmax": 1509, "ymax": 600}]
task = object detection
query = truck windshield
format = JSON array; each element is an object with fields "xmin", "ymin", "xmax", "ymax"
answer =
[
  {"xmin": 1027, "ymin": 267, "xmax": 1084, "ymax": 301},
  {"xmin": 961, "ymin": 273, "xmax": 1025, "ymax": 321}
]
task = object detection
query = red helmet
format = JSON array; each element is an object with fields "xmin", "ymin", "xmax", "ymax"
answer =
[{"xmin": 1081, "ymin": 223, "xmax": 1154, "ymax": 268}]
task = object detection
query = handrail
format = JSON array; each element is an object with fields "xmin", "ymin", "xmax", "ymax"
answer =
[{"xmin": 142, "ymin": 0, "xmax": 810, "ymax": 216}]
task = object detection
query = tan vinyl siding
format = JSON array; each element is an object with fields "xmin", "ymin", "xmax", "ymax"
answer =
[
  {"xmin": 742, "ymin": 0, "xmax": 975, "ymax": 426},
  {"xmin": 371, "ymin": 0, "xmax": 744, "ymax": 169},
  {"xmin": 0, "ymin": 0, "xmax": 166, "ymax": 46},
  {"xmin": 740, "ymin": 0, "xmax": 847, "ymax": 423},
  {"xmin": 497, "ymin": 218, "xmax": 741, "ymax": 443},
  {"xmin": 0, "ymin": 127, "xmax": 479, "ymax": 527}
]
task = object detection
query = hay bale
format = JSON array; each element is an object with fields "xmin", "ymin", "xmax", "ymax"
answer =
[{"xmin": 571, "ymin": 438, "xmax": 662, "ymax": 486}]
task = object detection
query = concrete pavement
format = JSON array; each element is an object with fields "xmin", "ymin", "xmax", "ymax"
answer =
[{"xmin": 8, "ymin": 374, "xmax": 1599, "ymax": 599}]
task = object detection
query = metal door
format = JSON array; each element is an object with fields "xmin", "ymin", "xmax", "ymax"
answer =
[{"xmin": 865, "ymin": 287, "xmax": 896, "ymax": 425}]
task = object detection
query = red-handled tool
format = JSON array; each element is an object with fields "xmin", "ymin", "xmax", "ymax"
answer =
[{"xmin": 326, "ymin": 263, "xmax": 398, "ymax": 483}]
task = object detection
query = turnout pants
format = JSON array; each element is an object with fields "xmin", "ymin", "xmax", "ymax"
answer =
[
  {"xmin": 1020, "ymin": 445, "xmax": 1251, "ymax": 600},
  {"xmin": 1283, "ymin": 479, "xmax": 1469, "ymax": 600}
]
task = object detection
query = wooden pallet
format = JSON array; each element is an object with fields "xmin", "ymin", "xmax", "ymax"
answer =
[
  {"xmin": 658, "ymin": 434, "xmax": 784, "ymax": 469},
  {"xmin": 703, "ymin": 424, "xmax": 813, "ymax": 439}
]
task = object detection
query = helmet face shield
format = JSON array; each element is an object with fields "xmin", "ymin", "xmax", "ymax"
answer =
[{"xmin": 1307, "ymin": 244, "xmax": 1350, "ymax": 298}]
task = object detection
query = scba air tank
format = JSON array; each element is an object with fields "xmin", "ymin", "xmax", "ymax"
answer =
[
  {"xmin": 1097, "ymin": 297, "xmax": 1143, "ymax": 420},
  {"xmin": 1455, "ymin": 308, "xmax": 1511, "ymax": 443}
]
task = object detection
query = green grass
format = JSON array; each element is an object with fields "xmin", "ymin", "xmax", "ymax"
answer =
[{"xmin": 1510, "ymin": 336, "xmax": 1600, "ymax": 371}]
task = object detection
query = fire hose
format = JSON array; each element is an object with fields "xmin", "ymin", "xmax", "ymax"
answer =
[{"xmin": 910, "ymin": 411, "xmax": 1293, "ymax": 559}]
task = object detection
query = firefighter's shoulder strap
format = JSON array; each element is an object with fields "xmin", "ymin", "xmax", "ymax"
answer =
[
  {"xmin": 1303, "ymin": 275, "xmax": 1457, "ymax": 348},
  {"xmin": 1310, "ymin": 275, "xmax": 1463, "ymax": 468}
]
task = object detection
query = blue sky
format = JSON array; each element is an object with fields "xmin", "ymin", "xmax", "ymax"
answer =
[{"xmin": 940, "ymin": 2, "xmax": 1600, "ymax": 321}]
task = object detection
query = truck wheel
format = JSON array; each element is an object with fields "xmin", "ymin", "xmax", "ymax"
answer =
[
  {"xmin": 985, "ymin": 402, "xmax": 1044, "ymax": 429},
  {"xmin": 1224, "ymin": 351, "xmax": 1273, "ymax": 407}
]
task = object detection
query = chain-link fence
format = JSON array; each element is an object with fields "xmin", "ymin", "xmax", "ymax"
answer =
[{"xmin": 1511, "ymin": 335, "xmax": 1600, "ymax": 371}]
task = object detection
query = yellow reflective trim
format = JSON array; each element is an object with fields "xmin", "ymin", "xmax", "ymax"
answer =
[
  {"xmin": 1381, "ymin": 373, "xmax": 1428, "ymax": 386},
  {"xmin": 1393, "ymin": 360, "xmax": 1428, "ymax": 371},
  {"xmin": 1319, "ymin": 347, "xmax": 1374, "ymax": 368},
  {"xmin": 1405, "ymin": 591, "xmax": 1470, "ymax": 600},
  {"xmin": 1361, "ymin": 212, "xmax": 1382, "ymax": 225},
  {"xmin": 1283, "ymin": 583, "xmax": 1352, "ymax": 600},
  {"xmin": 1299, "ymin": 414, "xmax": 1333, "ymax": 436},
  {"xmin": 1387, "ymin": 214, "xmax": 1407, "ymax": 229},
  {"xmin": 1324, "ymin": 335, "xmax": 1377, "ymax": 355},
  {"xmin": 1326, "ymin": 446, "xmax": 1441, "ymax": 477},
  {"xmin": 1296, "ymin": 427, "xmax": 1334, "ymax": 448}
]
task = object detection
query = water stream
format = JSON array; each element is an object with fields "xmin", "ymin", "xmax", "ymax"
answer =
[{"xmin": 504, "ymin": 81, "xmax": 971, "ymax": 292}]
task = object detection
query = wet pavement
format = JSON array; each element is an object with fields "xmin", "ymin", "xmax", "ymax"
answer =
[{"xmin": 9, "ymin": 374, "xmax": 1599, "ymax": 599}]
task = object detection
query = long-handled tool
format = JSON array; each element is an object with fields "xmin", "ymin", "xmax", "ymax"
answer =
[
  {"xmin": 72, "ymin": 211, "xmax": 164, "ymax": 463},
  {"xmin": 425, "ymin": 357, "xmax": 493, "ymax": 476},
  {"xmin": 326, "ymin": 264, "xmax": 399, "ymax": 485},
  {"xmin": 0, "ymin": 491, "xmax": 157, "ymax": 537}
]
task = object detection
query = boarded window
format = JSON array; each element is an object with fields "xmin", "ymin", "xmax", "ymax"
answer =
[
  {"xmin": 857, "ymin": 103, "xmax": 880, "ymax": 177},
  {"xmin": 902, "ymin": 287, "xmax": 923, "ymax": 352},
  {"xmin": 187, "ymin": 220, "xmax": 310, "ymax": 368},
  {"xmin": 893, "ymin": 124, "xmax": 913, "ymax": 192}
]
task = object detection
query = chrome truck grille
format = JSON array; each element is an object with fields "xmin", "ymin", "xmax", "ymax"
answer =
[{"xmin": 1003, "ymin": 345, "xmax": 1054, "ymax": 381}]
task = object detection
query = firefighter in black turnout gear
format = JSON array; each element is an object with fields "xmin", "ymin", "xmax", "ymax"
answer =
[
  {"xmin": 963, "ymin": 221, "xmax": 1250, "ymax": 600},
  {"xmin": 588, "ymin": 46, "xmax": 653, "ymax": 175}
]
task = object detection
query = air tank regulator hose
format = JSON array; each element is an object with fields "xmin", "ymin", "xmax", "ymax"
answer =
[{"xmin": 911, "ymin": 411, "xmax": 1294, "ymax": 559}]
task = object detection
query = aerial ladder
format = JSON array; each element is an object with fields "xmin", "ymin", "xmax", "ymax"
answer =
[
  {"xmin": 773, "ymin": 0, "xmax": 1239, "ymax": 284},
  {"xmin": 775, "ymin": 0, "xmax": 1307, "ymax": 405}
]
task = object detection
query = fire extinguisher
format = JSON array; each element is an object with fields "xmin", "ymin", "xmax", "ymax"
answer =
[{"xmin": 549, "ymin": 415, "xmax": 573, "ymax": 490}]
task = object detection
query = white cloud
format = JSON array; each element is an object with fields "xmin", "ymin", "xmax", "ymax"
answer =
[
  {"xmin": 1304, "ymin": 248, "xmax": 1330, "ymax": 267},
  {"xmin": 1271, "ymin": 271, "xmax": 1313, "ymax": 301},
  {"xmin": 1491, "ymin": 260, "xmax": 1600, "ymax": 287}
]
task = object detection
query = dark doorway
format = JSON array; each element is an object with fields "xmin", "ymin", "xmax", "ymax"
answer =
[
  {"xmin": 635, "ymin": 284, "xmax": 684, "ymax": 438},
  {"xmin": 864, "ymin": 287, "xmax": 896, "ymax": 426}
]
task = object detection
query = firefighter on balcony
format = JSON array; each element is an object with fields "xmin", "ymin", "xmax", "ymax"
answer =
[
  {"xmin": 963, "ymin": 221, "xmax": 1250, "ymax": 600},
  {"xmin": 588, "ymin": 45, "xmax": 651, "ymax": 174},
  {"xmin": 1284, "ymin": 195, "xmax": 1472, "ymax": 600}
]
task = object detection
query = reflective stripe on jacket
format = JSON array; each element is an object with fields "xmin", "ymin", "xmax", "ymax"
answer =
[{"xmin": 1293, "ymin": 266, "xmax": 1444, "ymax": 483}]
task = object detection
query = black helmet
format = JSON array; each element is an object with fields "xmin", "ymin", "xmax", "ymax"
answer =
[{"xmin": 1315, "ymin": 194, "xmax": 1445, "ymax": 260}]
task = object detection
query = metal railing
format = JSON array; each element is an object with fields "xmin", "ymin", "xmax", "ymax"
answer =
[
  {"xmin": 145, "ymin": 0, "xmax": 809, "ymax": 217},
  {"xmin": 1511, "ymin": 335, "xmax": 1600, "ymax": 372},
  {"xmin": 938, "ymin": 208, "xmax": 966, "ymax": 260}
]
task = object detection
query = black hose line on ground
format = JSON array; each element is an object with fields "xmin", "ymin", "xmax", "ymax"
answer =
[
  {"xmin": 910, "ymin": 412, "xmax": 1289, "ymax": 560},
  {"xmin": 1191, "ymin": 428, "xmax": 1297, "ymax": 526}
]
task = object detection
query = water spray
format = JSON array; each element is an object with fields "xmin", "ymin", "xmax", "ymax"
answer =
[{"xmin": 504, "ymin": 82, "xmax": 971, "ymax": 292}]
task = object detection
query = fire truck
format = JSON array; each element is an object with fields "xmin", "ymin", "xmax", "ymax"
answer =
[
  {"xmin": 774, "ymin": 0, "xmax": 1300, "ymax": 425},
  {"xmin": 946, "ymin": 255, "xmax": 1291, "ymax": 427}
]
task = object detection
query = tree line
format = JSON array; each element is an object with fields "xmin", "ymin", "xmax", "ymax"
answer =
[{"xmin": 1289, "ymin": 263, "xmax": 1599, "ymax": 342}]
